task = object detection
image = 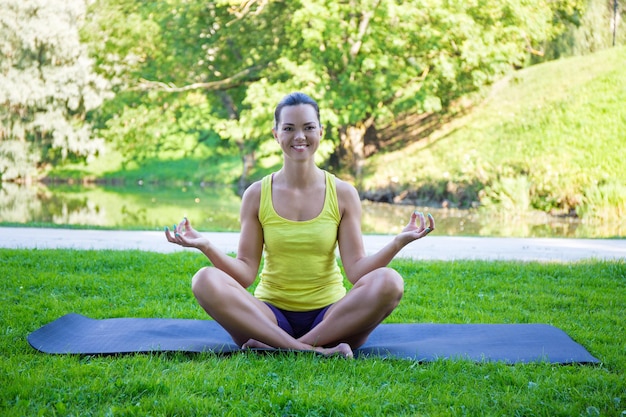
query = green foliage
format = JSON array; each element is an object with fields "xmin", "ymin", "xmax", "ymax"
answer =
[
  {"xmin": 265, "ymin": 0, "xmax": 576, "ymax": 179},
  {"xmin": 480, "ymin": 176, "xmax": 532, "ymax": 212},
  {"xmin": 578, "ymin": 181, "xmax": 626, "ymax": 220},
  {"xmin": 1, "ymin": 249, "xmax": 624, "ymax": 416},
  {"xmin": 535, "ymin": 0, "xmax": 626, "ymax": 61},
  {"xmin": 83, "ymin": 0, "xmax": 582, "ymax": 183},
  {"xmin": 83, "ymin": 0, "xmax": 301, "ymax": 180},
  {"xmin": 97, "ymin": 92, "xmax": 227, "ymax": 164},
  {"xmin": 0, "ymin": 0, "xmax": 111, "ymax": 180},
  {"xmin": 6, "ymin": 0, "xmax": 621, "ymax": 220}
]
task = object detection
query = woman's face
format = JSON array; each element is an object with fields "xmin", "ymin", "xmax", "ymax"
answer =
[{"xmin": 273, "ymin": 104, "xmax": 322, "ymax": 160}]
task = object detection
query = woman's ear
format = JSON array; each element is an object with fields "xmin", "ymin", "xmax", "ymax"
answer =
[{"xmin": 272, "ymin": 128, "xmax": 278, "ymax": 141}]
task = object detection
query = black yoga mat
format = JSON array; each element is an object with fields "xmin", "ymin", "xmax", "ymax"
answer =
[{"xmin": 28, "ymin": 313, "xmax": 599, "ymax": 364}]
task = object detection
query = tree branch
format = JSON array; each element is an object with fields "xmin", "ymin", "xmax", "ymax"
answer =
[
  {"xmin": 525, "ymin": 36, "xmax": 544, "ymax": 57},
  {"xmin": 349, "ymin": 0, "xmax": 382, "ymax": 58},
  {"xmin": 226, "ymin": 0, "xmax": 270, "ymax": 27},
  {"xmin": 381, "ymin": 66, "xmax": 430, "ymax": 107},
  {"xmin": 132, "ymin": 65, "xmax": 262, "ymax": 93}
]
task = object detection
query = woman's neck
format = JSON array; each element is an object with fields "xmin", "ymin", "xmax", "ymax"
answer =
[{"xmin": 275, "ymin": 163, "xmax": 323, "ymax": 189}]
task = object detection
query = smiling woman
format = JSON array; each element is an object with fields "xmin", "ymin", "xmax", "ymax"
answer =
[
  {"xmin": 271, "ymin": 93, "xmax": 327, "ymax": 180},
  {"xmin": 165, "ymin": 92, "xmax": 436, "ymax": 358},
  {"xmin": 274, "ymin": 102, "xmax": 322, "ymax": 164}
]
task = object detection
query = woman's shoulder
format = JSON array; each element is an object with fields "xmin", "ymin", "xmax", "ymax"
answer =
[
  {"xmin": 332, "ymin": 174, "xmax": 358, "ymax": 196},
  {"xmin": 331, "ymin": 174, "xmax": 360, "ymax": 212},
  {"xmin": 241, "ymin": 180, "xmax": 263, "ymax": 206}
]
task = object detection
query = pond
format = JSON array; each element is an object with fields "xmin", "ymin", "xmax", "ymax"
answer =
[{"xmin": 0, "ymin": 182, "xmax": 622, "ymax": 238}]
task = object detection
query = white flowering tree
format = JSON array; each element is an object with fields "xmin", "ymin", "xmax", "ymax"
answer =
[{"xmin": 0, "ymin": 0, "xmax": 110, "ymax": 181}]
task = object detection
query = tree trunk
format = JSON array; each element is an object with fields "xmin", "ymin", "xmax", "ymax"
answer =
[
  {"xmin": 344, "ymin": 125, "xmax": 365, "ymax": 185},
  {"xmin": 339, "ymin": 117, "xmax": 374, "ymax": 187},
  {"xmin": 238, "ymin": 148, "xmax": 255, "ymax": 195},
  {"xmin": 216, "ymin": 91, "xmax": 253, "ymax": 195}
]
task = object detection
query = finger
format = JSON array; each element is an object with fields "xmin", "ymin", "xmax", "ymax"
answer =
[
  {"xmin": 164, "ymin": 226, "xmax": 176, "ymax": 243},
  {"xmin": 181, "ymin": 217, "xmax": 188, "ymax": 233},
  {"xmin": 173, "ymin": 224, "xmax": 182, "ymax": 245},
  {"xmin": 184, "ymin": 217, "xmax": 195, "ymax": 234},
  {"xmin": 418, "ymin": 211, "xmax": 425, "ymax": 230},
  {"xmin": 177, "ymin": 218, "xmax": 186, "ymax": 233},
  {"xmin": 427, "ymin": 213, "xmax": 435, "ymax": 230},
  {"xmin": 411, "ymin": 227, "xmax": 429, "ymax": 241},
  {"xmin": 173, "ymin": 228, "xmax": 187, "ymax": 246}
]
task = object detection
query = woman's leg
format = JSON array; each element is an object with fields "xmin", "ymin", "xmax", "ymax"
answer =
[
  {"xmin": 191, "ymin": 266, "xmax": 353, "ymax": 357},
  {"xmin": 298, "ymin": 267, "xmax": 404, "ymax": 349}
]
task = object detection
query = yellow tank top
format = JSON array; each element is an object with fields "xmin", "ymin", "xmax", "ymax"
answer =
[{"xmin": 253, "ymin": 171, "xmax": 347, "ymax": 311}]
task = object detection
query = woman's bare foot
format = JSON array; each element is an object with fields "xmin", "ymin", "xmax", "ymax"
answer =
[
  {"xmin": 242, "ymin": 338, "xmax": 274, "ymax": 350},
  {"xmin": 314, "ymin": 343, "xmax": 354, "ymax": 358},
  {"xmin": 242, "ymin": 339, "xmax": 353, "ymax": 358}
]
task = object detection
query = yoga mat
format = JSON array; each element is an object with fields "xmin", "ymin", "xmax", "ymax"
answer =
[{"xmin": 28, "ymin": 313, "xmax": 600, "ymax": 364}]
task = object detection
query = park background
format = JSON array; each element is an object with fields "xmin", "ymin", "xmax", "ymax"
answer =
[
  {"xmin": 1, "ymin": 0, "xmax": 625, "ymax": 237},
  {"xmin": 1, "ymin": 1, "xmax": 625, "ymax": 416}
]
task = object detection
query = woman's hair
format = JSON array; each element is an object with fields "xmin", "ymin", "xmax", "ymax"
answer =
[{"xmin": 273, "ymin": 92, "xmax": 320, "ymax": 129}]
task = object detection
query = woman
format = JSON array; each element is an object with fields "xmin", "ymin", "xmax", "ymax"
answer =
[{"xmin": 165, "ymin": 92, "xmax": 435, "ymax": 358}]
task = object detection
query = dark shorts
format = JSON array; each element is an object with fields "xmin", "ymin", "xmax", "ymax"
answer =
[{"xmin": 264, "ymin": 303, "xmax": 332, "ymax": 339}]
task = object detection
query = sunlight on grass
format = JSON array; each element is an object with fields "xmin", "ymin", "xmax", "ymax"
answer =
[
  {"xmin": 1, "ymin": 249, "xmax": 624, "ymax": 416},
  {"xmin": 365, "ymin": 46, "xmax": 626, "ymax": 221}
]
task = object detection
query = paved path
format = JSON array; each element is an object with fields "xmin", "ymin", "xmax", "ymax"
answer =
[{"xmin": 1, "ymin": 227, "xmax": 624, "ymax": 262}]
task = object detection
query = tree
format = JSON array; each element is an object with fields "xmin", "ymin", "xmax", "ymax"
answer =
[
  {"xmin": 85, "ymin": 0, "xmax": 588, "ymax": 188},
  {"xmin": 527, "ymin": 0, "xmax": 624, "ymax": 61},
  {"xmin": 0, "ymin": 0, "xmax": 110, "ymax": 182},
  {"xmin": 265, "ymin": 0, "xmax": 581, "ymax": 184},
  {"xmin": 84, "ymin": 0, "xmax": 298, "ymax": 190}
]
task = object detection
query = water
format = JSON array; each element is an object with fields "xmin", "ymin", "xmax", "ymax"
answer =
[{"xmin": 0, "ymin": 182, "xmax": 622, "ymax": 238}]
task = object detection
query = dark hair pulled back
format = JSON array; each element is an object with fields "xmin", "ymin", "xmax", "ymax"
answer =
[{"xmin": 273, "ymin": 92, "xmax": 320, "ymax": 129}]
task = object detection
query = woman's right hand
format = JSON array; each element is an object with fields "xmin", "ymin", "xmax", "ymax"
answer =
[
  {"xmin": 165, "ymin": 217, "xmax": 208, "ymax": 249},
  {"xmin": 396, "ymin": 211, "xmax": 435, "ymax": 246}
]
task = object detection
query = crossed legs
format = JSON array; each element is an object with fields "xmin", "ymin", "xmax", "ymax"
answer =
[{"xmin": 191, "ymin": 266, "xmax": 404, "ymax": 358}]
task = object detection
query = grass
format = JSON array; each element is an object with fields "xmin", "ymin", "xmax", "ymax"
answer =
[
  {"xmin": 49, "ymin": 140, "xmax": 244, "ymax": 187},
  {"xmin": 1, "ymin": 249, "xmax": 625, "ymax": 416},
  {"xmin": 364, "ymin": 46, "xmax": 626, "ymax": 220}
]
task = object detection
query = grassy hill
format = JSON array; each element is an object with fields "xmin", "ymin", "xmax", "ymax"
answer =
[{"xmin": 363, "ymin": 46, "xmax": 626, "ymax": 222}]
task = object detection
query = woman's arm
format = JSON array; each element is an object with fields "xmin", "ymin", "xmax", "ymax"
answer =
[
  {"xmin": 165, "ymin": 182, "xmax": 264, "ymax": 288},
  {"xmin": 336, "ymin": 180, "xmax": 434, "ymax": 284}
]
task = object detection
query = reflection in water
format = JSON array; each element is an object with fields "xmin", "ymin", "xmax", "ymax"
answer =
[
  {"xmin": 0, "ymin": 183, "xmax": 623, "ymax": 238},
  {"xmin": 360, "ymin": 202, "xmax": 621, "ymax": 237},
  {"xmin": 0, "ymin": 182, "xmax": 242, "ymax": 232}
]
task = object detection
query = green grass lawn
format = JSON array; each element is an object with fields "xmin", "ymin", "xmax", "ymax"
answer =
[{"xmin": 1, "ymin": 249, "xmax": 624, "ymax": 416}]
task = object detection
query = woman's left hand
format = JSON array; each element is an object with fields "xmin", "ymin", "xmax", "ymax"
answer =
[
  {"xmin": 165, "ymin": 217, "xmax": 207, "ymax": 249},
  {"xmin": 398, "ymin": 211, "xmax": 435, "ymax": 244}
]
